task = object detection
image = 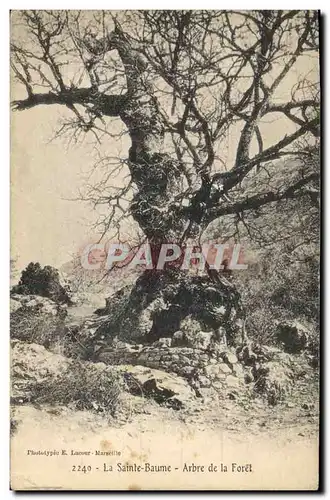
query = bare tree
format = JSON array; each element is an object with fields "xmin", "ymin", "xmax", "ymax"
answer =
[{"xmin": 11, "ymin": 10, "xmax": 320, "ymax": 346}]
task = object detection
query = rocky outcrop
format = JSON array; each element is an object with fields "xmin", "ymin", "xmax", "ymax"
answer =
[{"xmin": 11, "ymin": 262, "xmax": 73, "ymax": 305}]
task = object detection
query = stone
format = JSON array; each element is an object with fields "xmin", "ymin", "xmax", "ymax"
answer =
[
  {"xmin": 276, "ymin": 320, "xmax": 309, "ymax": 354},
  {"xmin": 10, "ymin": 298, "xmax": 21, "ymax": 314},
  {"xmin": 152, "ymin": 338, "xmax": 172, "ymax": 348},
  {"xmin": 180, "ymin": 356, "xmax": 191, "ymax": 364},
  {"xmin": 221, "ymin": 352, "xmax": 238, "ymax": 366},
  {"xmin": 232, "ymin": 363, "xmax": 244, "ymax": 377},
  {"xmin": 183, "ymin": 329, "xmax": 214, "ymax": 350},
  {"xmin": 218, "ymin": 363, "xmax": 232, "ymax": 375},
  {"xmin": 123, "ymin": 365, "xmax": 195, "ymax": 409},
  {"xmin": 180, "ymin": 366, "xmax": 195, "ymax": 377},
  {"xmin": 226, "ymin": 375, "xmax": 240, "ymax": 388},
  {"xmin": 10, "ymin": 294, "xmax": 67, "ymax": 318},
  {"xmin": 171, "ymin": 331, "xmax": 184, "ymax": 346},
  {"xmin": 11, "ymin": 341, "xmax": 71, "ymax": 401},
  {"xmin": 198, "ymin": 376, "xmax": 212, "ymax": 388},
  {"xmin": 212, "ymin": 380, "xmax": 225, "ymax": 391},
  {"xmin": 204, "ymin": 364, "xmax": 220, "ymax": 378},
  {"xmin": 10, "ymin": 294, "xmax": 67, "ymax": 346}
]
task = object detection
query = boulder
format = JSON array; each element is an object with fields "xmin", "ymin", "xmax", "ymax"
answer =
[
  {"xmin": 276, "ymin": 320, "xmax": 309, "ymax": 353},
  {"xmin": 171, "ymin": 330, "xmax": 185, "ymax": 346},
  {"xmin": 121, "ymin": 365, "xmax": 196, "ymax": 409},
  {"xmin": 179, "ymin": 317, "xmax": 214, "ymax": 350},
  {"xmin": 11, "ymin": 263, "xmax": 73, "ymax": 305},
  {"xmin": 220, "ymin": 351, "xmax": 238, "ymax": 368},
  {"xmin": 152, "ymin": 337, "xmax": 172, "ymax": 348}
]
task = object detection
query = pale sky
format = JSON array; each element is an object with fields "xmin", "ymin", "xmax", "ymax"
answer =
[{"xmin": 11, "ymin": 105, "xmax": 120, "ymax": 270}]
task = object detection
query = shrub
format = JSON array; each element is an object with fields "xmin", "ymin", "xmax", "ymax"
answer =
[
  {"xmin": 236, "ymin": 249, "xmax": 319, "ymax": 347},
  {"xmin": 10, "ymin": 307, "xmax": 66, "ymax": 348},
  {"xmin": 30, "ymin": 361, "xmax": 122, "ymax": 416}
]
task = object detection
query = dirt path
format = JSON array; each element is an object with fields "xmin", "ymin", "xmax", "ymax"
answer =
[{"xmin": 11, "ymin": 392, "xmax": 319, "ymax": 491}]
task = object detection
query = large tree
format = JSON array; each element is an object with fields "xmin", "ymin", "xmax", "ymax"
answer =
[{"xmin": 11, "ymin": 10, "xmax": 320, "ymax": 346}]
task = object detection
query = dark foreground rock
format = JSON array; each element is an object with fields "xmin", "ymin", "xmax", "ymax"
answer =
[{"xmin": 276, "ymin": 320, "xmax": 310, "ymax": 354}]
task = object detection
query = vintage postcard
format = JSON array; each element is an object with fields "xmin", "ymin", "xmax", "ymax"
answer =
[{"xmin": 10, "ymin": 10, "xmax": 320, "ymax": 490}]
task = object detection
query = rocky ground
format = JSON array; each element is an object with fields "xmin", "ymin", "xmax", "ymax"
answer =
[
  {"xmin": 10, "ymin": 279, "xmax": 320, "ymax": 490},
  {"xmin": 11, "ymin": 331, "xmax": 319, "ymax": 443}
]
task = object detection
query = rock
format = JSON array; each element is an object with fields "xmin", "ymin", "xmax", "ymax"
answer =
[
  {"xmin": 180, "ymin": 366, "xmax": 195, "ymax": 377},
  {"xmin": 226, "ymin": 375, "xmax": 240, "ymax": 388},
  {"xmin": 10, "ymin": 298, "xmax": 21, "ymax": 314},
  {"xmin": 197, "ymin": 375, "xmax": 212, "ymax": 388},
  {"xmin": 152, "ymin": 338, "xmax": 171, "ymax": 348},
  {"xmin": 276, "ymin": 320, "xmax": 309, "ymax": 353},
  {"xmin": 184, "ymin": 330, "xmax": 214, "ymax": 350},
  {"xmin": 221, "ymin": 351, "xmax": 238, "ymax": 367},
  {"xmin": 232, "ymin": 363, "xmax": 244, "ymax": 378},
  {"xmin": 212, "ymin": 380, "xmax": 225, "ymax": 391},
  {"xmin": 204, "ymin": 364, "xmax": 220, "ymax": 378},
  {"xmin": 171, "ymin": 331, "xmax": 184, "ymax": 346},
  {"xmin": 11, "ymin": 263, "xmax": 72, "ymax": 305},
  {"xmin": 122, "ymin": 365, "xmax": 195, "ymax": 409},
  {"xmin": 11, "ymin": 341, "xmax": 71, "ymax": 401},
  {"xmin": 218, "ymin": 363, "xmax": 232, "ymax": 375},
  {"xmin": 11, "ymin": 294, "xmax": 67, "ymax": 318}
]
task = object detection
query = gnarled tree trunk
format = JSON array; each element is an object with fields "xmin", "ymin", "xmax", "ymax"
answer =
[{"xmin": 85, "ymin": 27, "xmax": 247, "ymax": 346}]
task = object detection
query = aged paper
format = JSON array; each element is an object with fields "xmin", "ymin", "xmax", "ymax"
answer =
[{"xmin": 10, "ymin": 10, "xmax": 320, "ymax": 491}]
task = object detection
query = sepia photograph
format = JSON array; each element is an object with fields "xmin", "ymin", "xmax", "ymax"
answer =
[{"xmin": 10, "ymin": 9, "xmax": 320, "ymax": 490}]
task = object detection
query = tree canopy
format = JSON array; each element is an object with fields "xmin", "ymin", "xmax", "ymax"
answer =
[{"xmin": 11, "ymin": 10, "xmax": 320, "ymax": 246}]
